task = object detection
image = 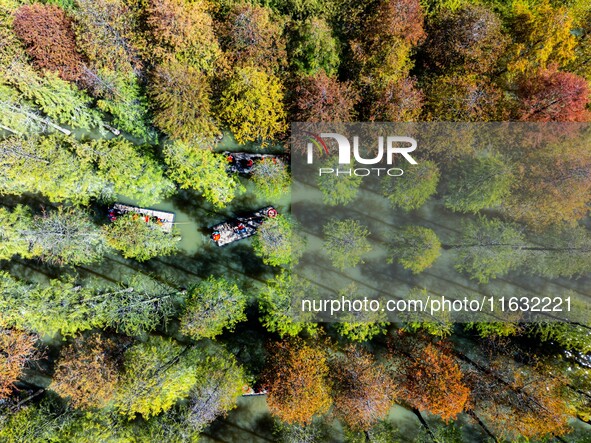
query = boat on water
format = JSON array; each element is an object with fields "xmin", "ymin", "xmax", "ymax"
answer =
[
  {"xmin": 224, "ymin": 152, "xmax": 289, "ymax": 175},
  {"xmin": 211, "ymin": 206, "xmax": 278, "ymax": 247},
  {"xmin": 108, "ymin": 203, "xmax": 175, "ymax": 233}
]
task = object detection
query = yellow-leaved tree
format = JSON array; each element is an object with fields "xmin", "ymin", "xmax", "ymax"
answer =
[{"xmin": 218, "ymin": 66, "xmax": 286, "ymax": 146}]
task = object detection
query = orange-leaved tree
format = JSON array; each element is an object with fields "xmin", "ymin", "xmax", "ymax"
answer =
[
  {"xmin": 263, "ymin": 338, "xmax": 332, "ymax": 425},
  {"xmin": 466, "ymin": 356, "xmax": 571, "ymax": 440},
  {"xmin": 396, "ymin": 341, "xmax": 470, "ymax": 422},
  {"xmin": 0, "ymin": 329, "xmax": 39, "ymax": 399}
]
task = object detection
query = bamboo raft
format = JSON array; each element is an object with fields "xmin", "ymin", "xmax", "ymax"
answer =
[
  {"xmin": 224, "ymin": 152, "xmax": 289, "ymax": 174},
  {"xmin": 108, "ymin": 203, "xmax": 175, "ymax": 233},
  {"xmin": 211, "ymin": 206, "xmax": 278, "ymax": 247}
]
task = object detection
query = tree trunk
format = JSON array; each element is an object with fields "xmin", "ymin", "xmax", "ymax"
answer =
[
  {"xmin": 467, "ymin": 410, "xmax": 498, "ymax": 442},
  {"xmin": 411, "ymin": 408, "xmax": 436, "ymax": 441}
]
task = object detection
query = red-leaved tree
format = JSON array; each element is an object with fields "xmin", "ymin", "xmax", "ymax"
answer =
[
  {"xmin": 331, "ymin": 345, "xmax": 399, "ymax": 431},
  {"xmin": 291, "ymin": 71, "xmax": 359, "ymax": 122},
  {"xmin": 13, "ymin": 4, "xmax": 85, "ymax": 82},
  {"xmin": 518, "ymin": 67, "xmax": 590, "ymax": 122}
]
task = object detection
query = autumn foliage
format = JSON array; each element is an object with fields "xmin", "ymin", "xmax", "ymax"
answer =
[
  {"xmin": 222, "ymin": 3, "xmax": 286, "ymax": 72},
  {"xmin": 149, "ymin": 59, "xmax": 217, "ymax": 141},
  {"xmin": 367, "ymin": 77, "xmax": 423, "ymax": 122},
  {"xmin": 145, "ymin": 0, "xmax": 221, "ymax": 71},
  {"xmin": 367, "ymin": 0, "xmax": 425, "ymax": 46},
  {"xmin": 425, "ymin": 74, "xmax": 508, "ymax": 122},
  {"xmin": 467, "ymin": 358, "xmax": 571, "ymax": 440},
  {"xmin": 517, "ymin": 67, "xmax": 590, "ymax": 122},
  {"xmin": 331, "ymin": 346, "xmax": 399, "ymax": 431},
  {"xmin": 507, "ymin": 137, "xmax": 591, "ymax": 227},
  {"xmin": 13, "ymin": 4, "xmax": 85, "ymax": 82},
  {"xmin": 0, "ymin": 329, "xmax": 38, "ymax": 400},
  {"xmin": 397, "ymin": 342, "xmax": 469, "ymax": 421},
  {"xmin": 424, "ymin": 5, "xmax": 507, "ymax": 74},
  {"xmin": 291, "ymin": 71, "xmax": 359, "ymax": 122},
  {"xmin": 50, "ymin": 334, "xmax": 121, "ymax": 408},
  {"xmin": 264, "ymin": 339, "xmax": 332, "ymax": 425}
]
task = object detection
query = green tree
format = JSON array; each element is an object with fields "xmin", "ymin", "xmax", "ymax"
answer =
[
  {"xmin": 91, "ymin": 69, "xmax": 153, "ymax": 140},
  {"xmin": 4, "ymin": 68, "xmax": 103, "ymax": 131},
  {"xmin": 317, "ymin": 160, "xmax": 362, "ymax": 206},
  {"xmin": 103, "ymin": 212, "xmax": 180, "ymax": 262},
  {"xmin": 444, "ymin": 153, "xmax": 513, "ymax": 213},
  {"xmin": 0, "ymin": 84, "xmax": 54, "ymax": 135},
  {"xmin": 0, "ymin": 273, "xmax": 179, "ymax": 337},
  {"xmin": 251, "ymin": 157, "xmax": 290, "ymax": 201},
  {"xmin": 179, "ymin": 276, "xmax": 247, "ymax": 340},
  {"xmin": 333, "ymin": 283, "xmax": 388, "ymax": 342},
  {"xmin": 0, "ymin": 398, "xmax": 71, "ymax": 443},
  {"xmin": 452, "ymin": 219, "xmax": 591, "ymax": 282},
  {"xmin": 528, "ymin": 322, "xmax": 591, "ymax": 355},
  {"xmin": 0, "ymin": 205, "xmax": 107, "ymax": 265},
  {"xmin": 0, "ymin": 135, "xmax": 172, "ymax": 205},
  {"xmin": 0, "ymin": 205, "xmax": 33, "ymax": 260},
  {"xmin": 466, "ymin": 322, "xmax": 523, "ymax": 339},
  {"xmin": 115, "ymin": 336, "xmax": 200, "ymax": 419},
  {"xmin": 182, "ymin": 343, "xmax": 246, "ymax": 430},
  {"xmin": 25, "ymin": 207, "xmax": 107, "ymax": 266},
  {"xmin": 334, "ymin": 321, "xmax": 388, "ymax": 343},
  {"xmin": 388, "ymin": 226, "xmax": 441, "ymax": 274},
  {"xmin": 324, "ymin": 219, "xmax": 372, "ymax": 271},
  {"xmin": 382, "ymin": 160, "xmax": 439, "ymax": 211},
  {"xmin": 163, "ymin": 141, "xmax": 244, "ymax": 208},
  {"xmin": 218, "ymin": 66, "xmax": 287, "ymax": 145},
  {"xmin": 259, "ymin": 270, "xmax": 319, "ymax": 338},
  {"xmin": 524, "ymin": 224, "xmax": 591, "ymax": 278},
  {"xmin": 73, "ymin": 138, "xmax": 174, "ymax": 205},
  {"xmin": 0, "ymin": 135, "xmax": 102, "ymax": 204},
  {"xmin": 454, "ymin": 217, "xmax": 525, "ymax": 283},
  {"xmin": 288, "ymin": 17, "xmax": 340, "ymax": 76},
  {"xmin": 253, "ymin": 214, "xmax": 303, "ymax": 267}
]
